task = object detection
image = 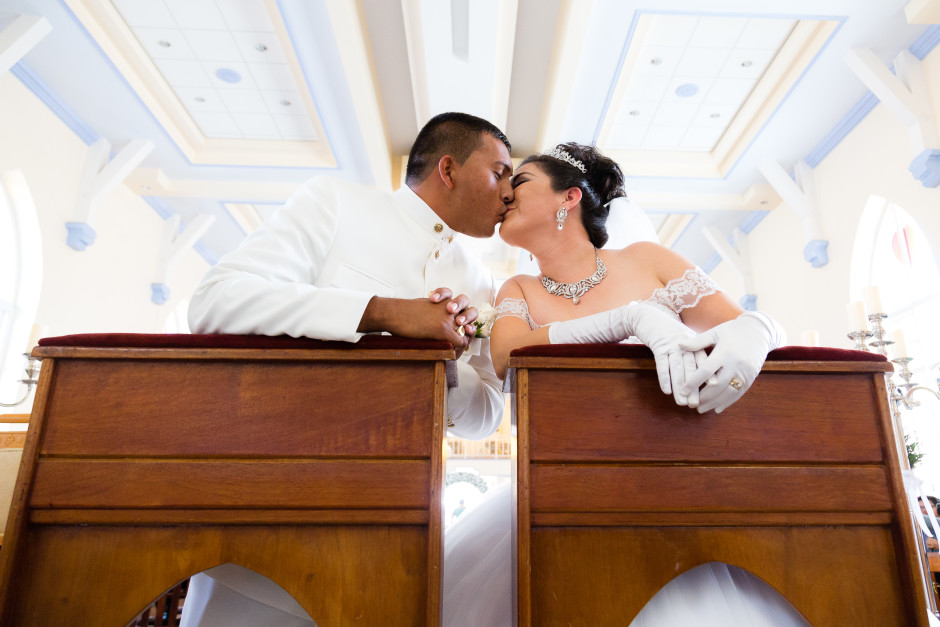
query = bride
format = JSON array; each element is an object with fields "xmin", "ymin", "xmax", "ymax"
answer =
[
  {"xmin": 490, "ymin": 143, "xmax": 782, "ymax": 409},
  {"xmin": 443, "ymin": 143, "xmax": 809, "ymax": 626}
]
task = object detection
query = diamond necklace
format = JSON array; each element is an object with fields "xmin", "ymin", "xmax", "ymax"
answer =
[{"xmin": 540, "ymin": 248, "xmax": 607, "ymax": 305}]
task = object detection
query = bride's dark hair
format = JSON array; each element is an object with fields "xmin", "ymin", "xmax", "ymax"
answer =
[{"xmin": 520, "ymin": 142, "xmax": 626, "ymax": 248}]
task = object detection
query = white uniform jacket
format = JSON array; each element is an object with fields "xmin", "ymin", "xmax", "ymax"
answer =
[{"xmin": 188, "ymin": 175, "xmax": 503, "ymax": 440}]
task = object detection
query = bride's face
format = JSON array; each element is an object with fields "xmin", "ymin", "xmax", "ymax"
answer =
[{"xmin": 499, "ymin": 163, "xmax": 566, "ymax": 249}]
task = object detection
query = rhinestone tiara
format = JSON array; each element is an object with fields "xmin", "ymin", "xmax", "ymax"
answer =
[{"xmin": 542, "ymin": 147, "xmax": 586, "ymax": 173}]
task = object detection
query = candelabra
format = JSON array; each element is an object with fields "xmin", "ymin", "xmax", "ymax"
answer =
[
  {"xmin": 0, "ymin": 353, "xmax": 41, "ymax": 408},
  {"xmin": 845, "ymin": 314, "xmax": 892, "ymax": 354},
  {"xmin": 846, "ymin": 289, "xmax": 937, "ymax": 416},
  {"xmin": 846, "ymin": 300, "xmax": 878, "ymax": 352},
  {"xmin": 846, "ymin": 309, "xmax": 936, "ymax": 419},
  {"xmin": 847, "ymin": 329, "xmax": 873, "ymax": 351},
  {"xmin": 867, "ymin": 313, "xmax": 891, "ymax": 355},
  {"xmin": 891, "ymin": 356, "xmax": 940, "ymax": 410}
]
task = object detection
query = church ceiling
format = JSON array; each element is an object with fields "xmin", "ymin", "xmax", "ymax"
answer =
[{"xmin": 1, "ymin": 0, "xmax": 936, "ymax": 276}]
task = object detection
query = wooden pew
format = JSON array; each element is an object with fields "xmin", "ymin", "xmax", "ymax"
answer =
[
  {"xmin": 0, "ymin": 333, "xmax": 453, "ymax": 626},
  {"xmin": 509, "ymin": 344, "xmax": 929, "ymax": 626}
]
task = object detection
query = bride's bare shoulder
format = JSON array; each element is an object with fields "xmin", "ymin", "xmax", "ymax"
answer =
[
  {"xmin": 496, "ymin": 274, "xmax": 543, "ymax": 302},
  {"xmin": 603, "ymin": 241, "xmax": 668, "ymax": 268},
  {"xmin": 496, "ymin": 274, "xmax": 525, "ymax": 302},
  {"xmin": 614, "ymin": 241, "xmax": 688, "ymax": 264},
  {"xmin": 616, "ymin": 241, "xmax": 672, "ymax": 260},
  {"xmin": 606, "ymin": 242, "xmax": 697, "ymax": 283}
]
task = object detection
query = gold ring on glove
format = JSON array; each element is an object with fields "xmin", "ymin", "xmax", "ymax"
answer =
[{"xmin": 729, "ymin": 377, "xmax": 743, "ymax": 390}]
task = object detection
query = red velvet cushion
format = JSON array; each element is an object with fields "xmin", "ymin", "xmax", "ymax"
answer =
[
  {"xmin": 38, "ymin": 333, "xmax": 452, "ymax": 352},
  {"xmin": 509, "ymin": 343, "xmax": 887, "ymax": 362},
  {"xmin": 38, "ymin": 334, "xmax": 885, "ymax": 363},
  {"xmin": 765, "ymin": 345, "xmax": 887, "ymax": 362}
]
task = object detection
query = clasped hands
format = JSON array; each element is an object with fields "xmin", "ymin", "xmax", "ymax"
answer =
[
  {"xmin": 422, "ymin": 287, "xmax": 478, "ymax": 358},
  {"xmin": 618, "ymin": 303, "xmax": 773, "ymax": 414},
  {"xmin": 361, "ymin": 289, "xmax": 478, "ymax": 358}
]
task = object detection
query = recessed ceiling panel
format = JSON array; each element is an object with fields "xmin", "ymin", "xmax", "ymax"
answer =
[
  {"xmin": 598, "ymin": 11, "xmax": 838, "ymax": 178},
  {"xmin": 114, "ymin": 0, "xmax": 314, "ymax": 141},
  {"xmin": 607, "ymin": 14, "xmax": 795, "ymax": 153},
  {"xmin": 65, "ymin": 0, "xmax": 335, "ymax": 167}
]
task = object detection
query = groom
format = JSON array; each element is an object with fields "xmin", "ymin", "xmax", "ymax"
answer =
[
  {"xmin": 181, "ymin": 112, "xmax": 513, "ymax": 625},
  {"xmin": 189, "ymin": 111, "xmax": 512, "ymax": 440}
]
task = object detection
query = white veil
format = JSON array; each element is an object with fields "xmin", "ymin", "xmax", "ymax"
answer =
[{"xmin": 603, "ymin": 196, "xmax": 659, "ymax": 249}]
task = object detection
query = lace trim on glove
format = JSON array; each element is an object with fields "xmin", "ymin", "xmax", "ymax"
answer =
[
  {"xmin": 647, "ymin": 267, "xmax": 719, "ymax": 314},
  {"xmin": 495, "ymin": 298, "xmax": 538, "ymax": 330}
]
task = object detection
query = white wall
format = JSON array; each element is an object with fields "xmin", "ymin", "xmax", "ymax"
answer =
[
  {"xmin": 0, "ymin": 72, "xmax": 209, "ymax": 414},
  {"xmin": 711, "ymin": 46, "xmax": 940, "ymax": 350},
  {"xmin": 0, "ymin": 72, "xmax": 208, "ymax": 335}
]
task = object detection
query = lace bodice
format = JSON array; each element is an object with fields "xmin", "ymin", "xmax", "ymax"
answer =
[{"xmin": 495, "ymin": 267, "xmax": 719, "ymax": 331}]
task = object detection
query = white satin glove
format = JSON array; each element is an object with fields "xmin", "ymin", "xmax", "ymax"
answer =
[
  {"xmin": 678, "ymin": 311, "xmax": 785, "ymax": 414},
  {"xmin": 548, "ymin": 302, "xmax": 706, "ymax": 407}
]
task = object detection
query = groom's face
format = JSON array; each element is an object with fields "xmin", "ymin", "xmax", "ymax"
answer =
[{"xmin": 448, "ymin": 134, "xmax": 514, "ymax": 238}]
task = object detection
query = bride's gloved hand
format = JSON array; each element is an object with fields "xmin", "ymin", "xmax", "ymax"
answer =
[
  {"xmin": 678, "ymin": 311, "xmax": 785, "ymax": 414},
  {"xmin": 548, "ymin": 302, "xmax": 706, "ymax": 407}
]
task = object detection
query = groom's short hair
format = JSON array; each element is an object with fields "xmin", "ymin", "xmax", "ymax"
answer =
[{"xmin": 405, "ymin": 112, "xmax": 511, "ymax": 186}]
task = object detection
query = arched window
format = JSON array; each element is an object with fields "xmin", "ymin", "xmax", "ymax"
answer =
[
  {"xmin": 851, "ymin": 195, "xmax": 940, "ymax": 492},
  {"xmin": 0, "ymin": 171, "xmax": 42, "ymax": 411},
  {"xmin": 0, "ymin": 190, "xmax": 17, "ymax": 363}
]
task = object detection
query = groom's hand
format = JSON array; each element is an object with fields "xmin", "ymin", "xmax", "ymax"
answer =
[
  {"xmin": 359, "ymin": 294, "xmax": 474, "ymax": 355},
  {"xmin": 428, "ymin": 288, "xmax": 479, "ymax": 358},
  {"xmin": 428, "ymin": 288, "xmax": 478, "ymax": 331}
]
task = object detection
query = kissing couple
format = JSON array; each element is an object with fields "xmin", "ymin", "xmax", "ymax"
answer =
[{"xmin": 182, "ymin": 112, "xmax": 802, "ymax": 626}]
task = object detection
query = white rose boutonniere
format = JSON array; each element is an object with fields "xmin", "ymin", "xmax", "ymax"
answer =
[{"xmin": 474, "ymin": 302, "xmax": 497, "ymax": 338}]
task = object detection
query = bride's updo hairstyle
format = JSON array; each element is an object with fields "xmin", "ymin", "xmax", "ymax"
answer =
[{"xmin": 520, "ymin": 142, "xmax": 626, "ymax": 248}]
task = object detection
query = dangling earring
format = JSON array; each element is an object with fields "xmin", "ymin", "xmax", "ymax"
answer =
[{"xmin": 556, "ymin": 205, "xmax": 568, "ymax": 231}]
